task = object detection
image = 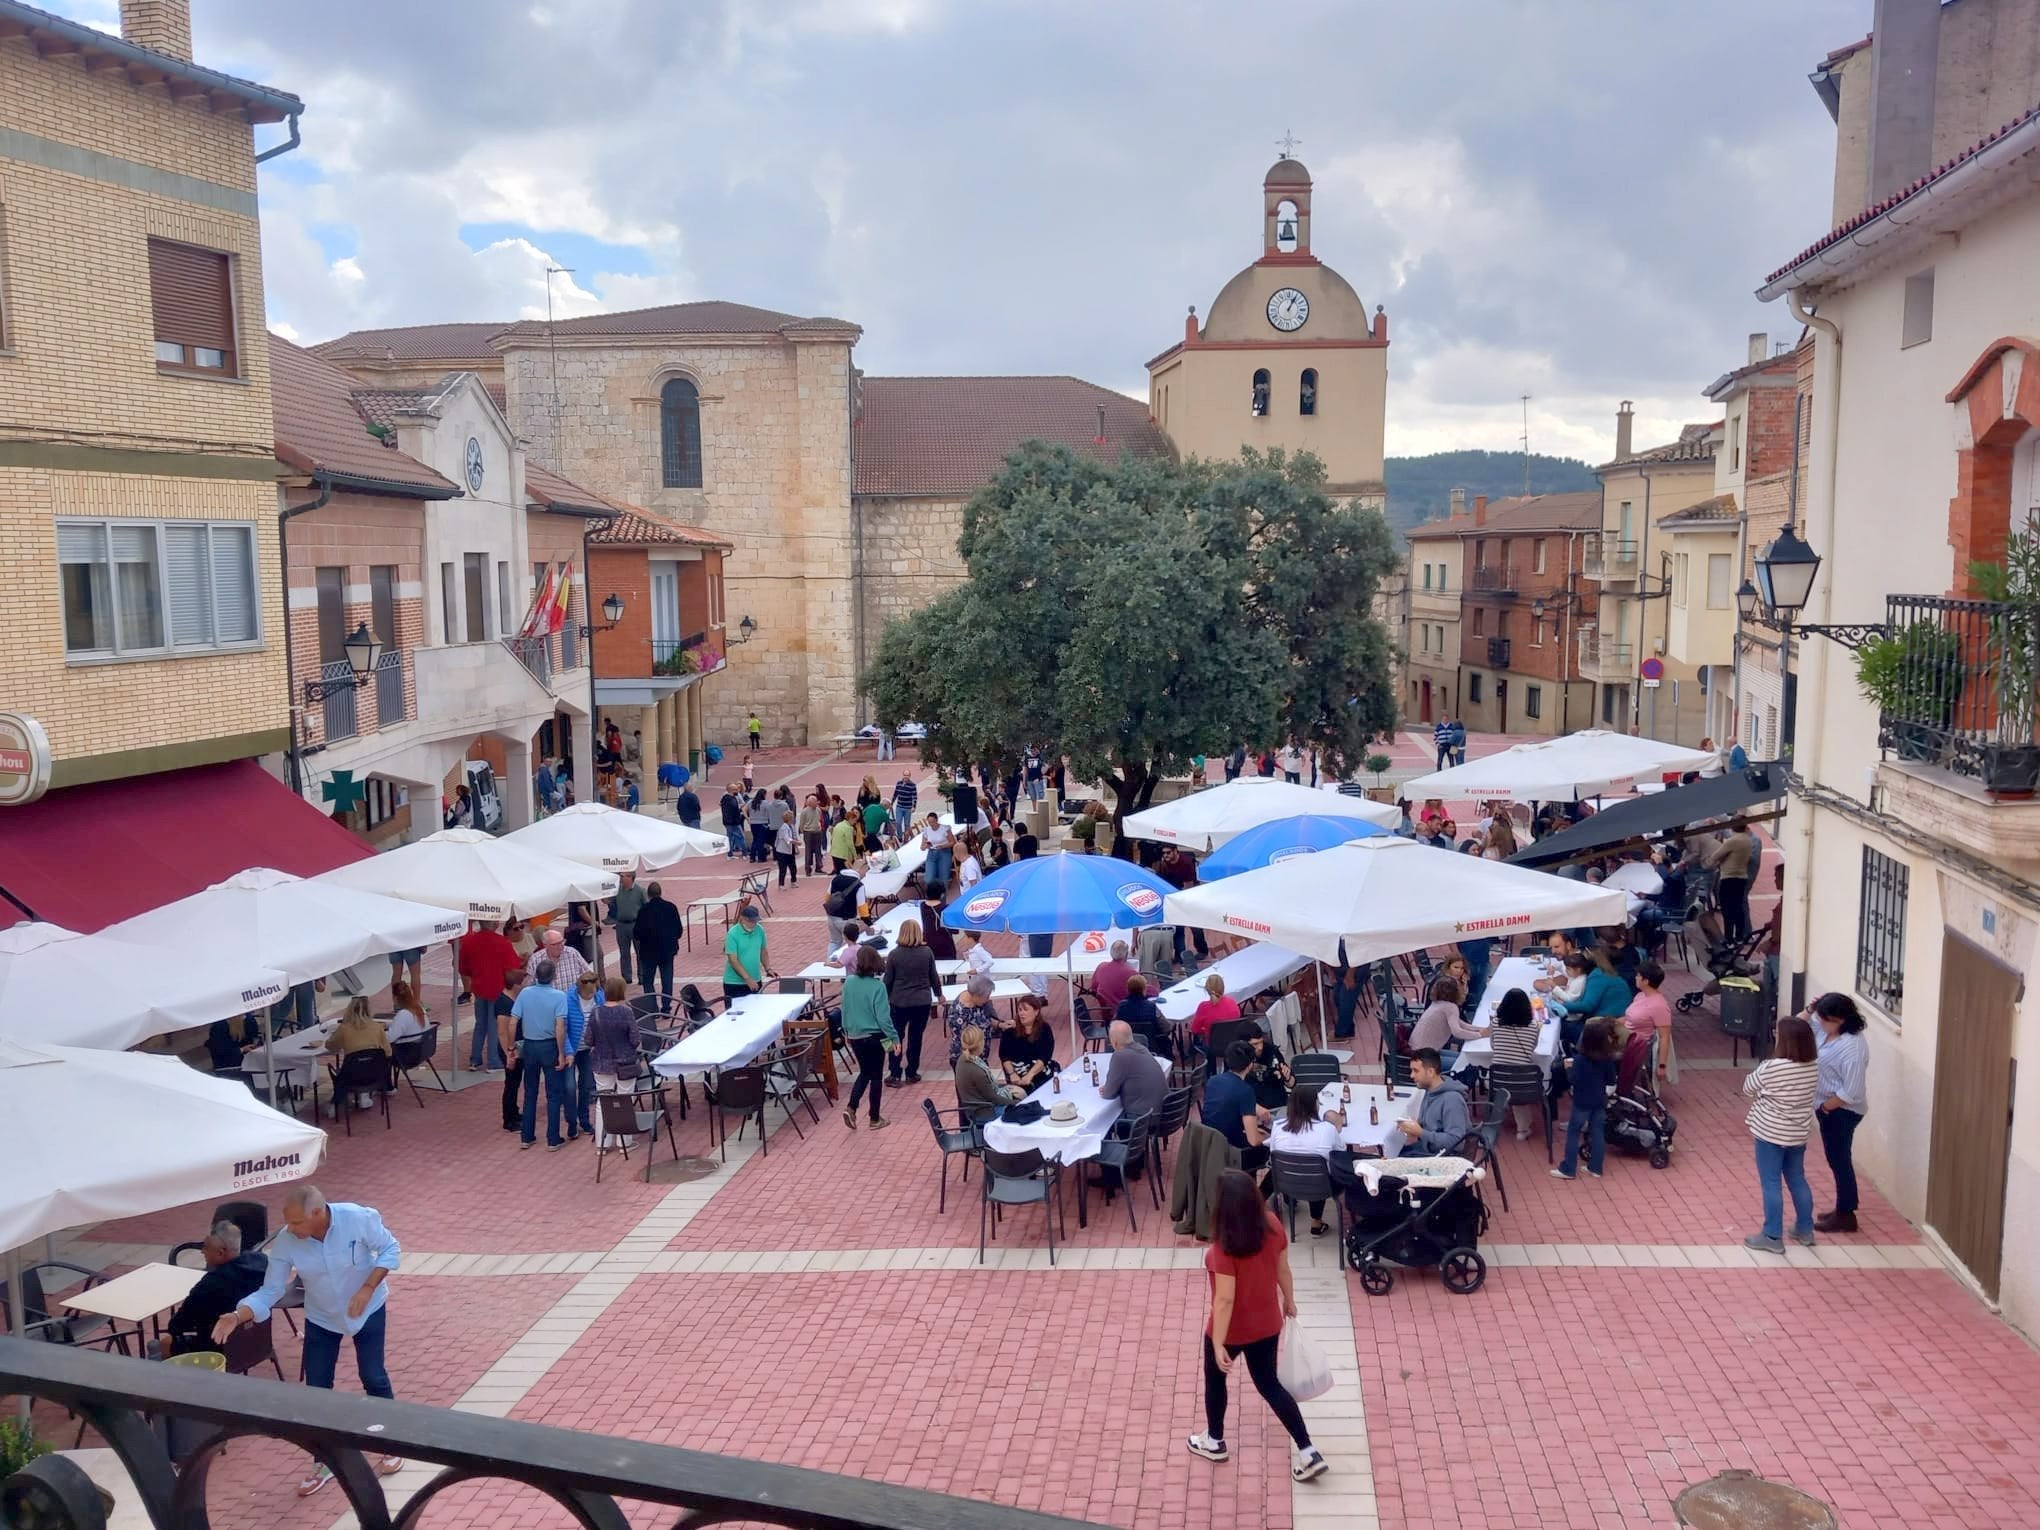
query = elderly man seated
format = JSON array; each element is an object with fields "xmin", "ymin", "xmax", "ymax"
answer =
[
  {"xmin": 163, "ymin": 1217, "xmax": 268, "ymax": 1356},
  {"xmin": 1098, "ymin": 1019, "xmax": 1166, "ymax": 1122},
  {"xmin": 1092, "ymin": 940, "xmax": 1136, "ymax": 1015}
]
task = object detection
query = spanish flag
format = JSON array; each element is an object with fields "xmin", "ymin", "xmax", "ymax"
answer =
[
  {"xmin": 518, "ymin": 561, "xmax": 558, "ymax": 640},
  {"xmin": 547, "ymin": 561, "xmax": 575, "ymax": 635}
]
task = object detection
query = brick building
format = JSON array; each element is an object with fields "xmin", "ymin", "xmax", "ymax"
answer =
[
  {"xmin": 1453, "ymin": 493, "xmax": 1602, "ymax": 737},
  {"xmin": 1402, "ymin": 492, "xmax": 1478, "ymax": 726}
]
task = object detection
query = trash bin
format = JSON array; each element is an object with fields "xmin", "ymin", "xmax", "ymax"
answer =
[
  {"xmin": 155, "ymin": 1351, "xmax": 227, "ymax": 1463},
  {"xmin": 1717, "ymin": 977, "xmax": 1769, "ymax": 1065}
]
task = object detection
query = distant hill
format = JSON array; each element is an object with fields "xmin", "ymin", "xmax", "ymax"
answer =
[{"xmin": 1383, "ymin": 450, "xmax": 1600, "ymax": 538}]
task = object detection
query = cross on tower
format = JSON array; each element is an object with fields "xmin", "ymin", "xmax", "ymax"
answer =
[{"xmin": 1276, "ymin": 129, "xmax": 1302, "ymax": 158}]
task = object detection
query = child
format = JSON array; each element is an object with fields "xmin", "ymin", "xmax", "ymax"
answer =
[{"xmin": 1554, "ymin": 1019, "xmax": 1622, "ymax": 1181}]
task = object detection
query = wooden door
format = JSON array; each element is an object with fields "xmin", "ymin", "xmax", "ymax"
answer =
[{"xmin": 1925, "ymin": 932, "xmax": 2019, "ymax": 1298}]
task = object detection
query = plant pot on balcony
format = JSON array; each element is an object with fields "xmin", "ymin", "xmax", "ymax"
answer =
[{"xmin": 1984, "ymin": 743, "xmax": 2040, "ymax": 796}]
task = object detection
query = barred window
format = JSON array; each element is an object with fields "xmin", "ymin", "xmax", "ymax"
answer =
[{"xmin": 1856, "ymin": 846, "xmax": 1908, "ymax": 1018}]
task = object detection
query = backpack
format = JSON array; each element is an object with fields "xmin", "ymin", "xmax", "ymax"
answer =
[{"xmin": 824, "ymin": 881, "xmax": 860, "ymax": 919}]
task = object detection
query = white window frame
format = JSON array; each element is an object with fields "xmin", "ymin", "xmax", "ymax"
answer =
[{"xmin": 57, "ymin": 517, "xmax": 261, "ymax": 661}]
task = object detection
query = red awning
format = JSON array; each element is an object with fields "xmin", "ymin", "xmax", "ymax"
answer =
[{"xmin": 0, "ymin": 758, "xmax": 372, "ymax": 932}]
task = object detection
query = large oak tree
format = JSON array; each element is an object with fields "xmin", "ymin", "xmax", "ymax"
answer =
[{"xmin": 865, "ymin": 443, "xmax": 1399, "ymax": 834}]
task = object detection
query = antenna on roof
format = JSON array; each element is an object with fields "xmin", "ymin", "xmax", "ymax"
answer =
[
  {"xmin": 1520, "ymin": 395, "xmax": 1532, "ymax": 494},
  {"xmin": 545, "ymin": 266, "xmax": 575, "ymax": 471}
]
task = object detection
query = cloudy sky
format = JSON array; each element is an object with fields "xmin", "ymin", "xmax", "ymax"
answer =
[{"xmin": 66, "ymin": 0, "xmax": 1863, "ymax": 461}]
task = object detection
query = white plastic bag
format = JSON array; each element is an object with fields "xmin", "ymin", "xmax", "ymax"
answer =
[{"xmin": 1275, "ymin": 1317, "xmax": 1333, "ymax": 1402}]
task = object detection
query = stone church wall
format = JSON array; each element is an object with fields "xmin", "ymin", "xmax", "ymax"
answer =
[{"xmin": 853, "ymin": 495, "xmax": 969, "ymax": 697}]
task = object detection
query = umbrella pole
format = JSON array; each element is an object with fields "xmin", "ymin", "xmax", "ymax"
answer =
[
  {"xmin": 448, "ymin": 938, "xmax": 462, "ymax": 1081},
  {"xmin": 262, "ymin": 1003, "xmax": 278, "ymax": 1111},
  {"xmin": 7, "ymin": 1247, "xmax": 27, "ymax": 1421},
  {"xmin": 1313, "ymin": 962, "xmax": 1329, "ymax": 1052}
]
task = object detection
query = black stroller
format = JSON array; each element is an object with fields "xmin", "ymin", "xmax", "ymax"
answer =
[
  {"xmin": 1333, "ymin": 1154, "xmax": 1488, "ymax": 1296},
  {"xmin": 1674, "ymin": 926, "xmax": 1767, "ymax": 1014},
  {"xmin": 1608, "ymin": 1036, "xmax": 1677, "ymax": 1169}
]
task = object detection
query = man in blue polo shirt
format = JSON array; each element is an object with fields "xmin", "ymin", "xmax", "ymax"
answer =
[{"xmin": 1200, "ymin": 1039, "xmax": 1272, "ymax": 1176}]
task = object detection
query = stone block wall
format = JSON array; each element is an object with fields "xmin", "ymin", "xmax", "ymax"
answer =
[{"xmin": 854, "ymin": 495, "xmax": 970, "ymax": 684}]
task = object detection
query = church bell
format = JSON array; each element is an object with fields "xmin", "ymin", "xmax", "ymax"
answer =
[{"xmin": 1276, "ymin": 216, "xmax": 1298, "ymax": 244}]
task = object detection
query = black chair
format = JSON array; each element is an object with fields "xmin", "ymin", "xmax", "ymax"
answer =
[
  {"xmin": 1288, "ymin": 1052, "xmax": 1342, "ymax": 1094},
  {"xmin": 979, "ymin": 1146, "xmax": 1066, "ymax": 1265},
  {"xmin": 678, "ymin": 984, "xmax": 722, "ymax": 1029},
  {"xmin": 1486, "ymin": 1062, "xmax": 1551, "ymax": 1164},
  {"xmin": 391, "ymin": 1023, "xmax": 448, "ymax": 1106},
  {"xmin": 628, "ymin": 991, "xmax": 678, "ymax": 1025},
  {"xmin": 1269, "ymin": 1151, "xmax": 1344, "ymax": 1263},
  {"xmin": 0, "ymin": 1262, "xmax": 128, "ymax": 1354},
  {"xmin": 220, "ymin": 1311, "xmax": 285, "ymax": 1379},
  {"xmin": 1461, "ymin": 1087, "xmax": 1512, "ymax": 1212},
  {"xmin": 1093, "ymin": 1110, "xmax": 1157, "ymax": 1230},
  {"xmin": 1205, "ymin": 1018, "xmax": 1250, "ymax": 1059},
  {"xmin": 1146, "ymin": 1086, "xmax": 1196, "ymax": 1195},
  {"xmin": 1383, "ymin": 1051, "xmax": 1418, "ymax": 1088},
  {"xmin": 920, "ymin": 1098, "xmax": 979, "ymax": 1213},
  {"xmin": 594, "ymin": 1088, "xmax": 679, "ymax": 1183},
  {"xmin": 768, "ymin": 1025, "xmax": 829, "ymax": 1130},
  {"xmin": 168, "ymin": 1241, "xmax": 208, "ymax": 1271},
  {"xmin": 704, "ymin": 1064, "xmax": 769, "ymax": 1160},
  {"xmin": 211, "ymin": 1200, "xmax": 268, "ymax": 1253},
  {"xmin": 329, "ymin": 1050, "xmax": 395, "ymax": 1134}
]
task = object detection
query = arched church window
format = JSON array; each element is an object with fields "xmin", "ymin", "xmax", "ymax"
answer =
[
  {"xmin": 1274, "ymin": 199, "xmax": 1299, "ymax": 253},
  {"xmin": 660, "ymin": 377, "xmax": 702, "ymax": 489},
  {"xmin": 1251, "ymin": 369, "xmax": 1271, "ymax": 417},
  {"xmin": 1300, "ymin": 368, "xmax": 1318, "ymax": 417}
]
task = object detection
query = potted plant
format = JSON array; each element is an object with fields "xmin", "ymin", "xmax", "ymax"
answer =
[
  {"xmin": 1856, "ymin": 619, "xmax": 1963, "ymax": 764},
  {"xmin": 1969, "ymin": 533, "xmax": 2040, "ymax": 794}
]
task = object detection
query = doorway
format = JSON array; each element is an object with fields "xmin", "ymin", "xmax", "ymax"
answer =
[
  {"xmin": 1420, "ymin": 678, "xmax": 1434, "ymax": 724},
  {"xmin": 1925, "ymin": 931, "xmax": 2018, "ymax": 1298}
]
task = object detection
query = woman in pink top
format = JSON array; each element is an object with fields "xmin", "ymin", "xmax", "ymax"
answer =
[
  {"xmin": 1621, "ymin": 959, "xmax": 1675, "ymax": 1088},
  {"xmin": 1191, "ymin": 973, "xmax": 1241, "ymax": 1053}
]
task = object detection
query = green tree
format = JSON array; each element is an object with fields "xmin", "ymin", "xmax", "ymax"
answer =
[{"xmin": 864, "ymin": 443, "xmax": 1399, "ymax": 837}]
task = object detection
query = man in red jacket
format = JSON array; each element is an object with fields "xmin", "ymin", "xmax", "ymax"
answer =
[{"xmin": 457, "ymin": 918, "xmax": 522, "ymax": 1073}]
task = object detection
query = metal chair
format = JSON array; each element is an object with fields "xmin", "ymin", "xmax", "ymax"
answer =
[
  {"xmin": 594, "ymin": 1088, "xmax": 679, "ymax": 1183},
  {"xmin": 1269, "ymin": 1150, "xmax": 1344, "ymax": 1264},
  {"xmin": 220, "ymin": 1311, "xmax": 285, "ymax": 1379},
  {"xmin": 1146, "ymin": 1086, "xmax": 1196, "ymax": 1195},
  {"xmin": 770, "ymin": 1025, "xmax": 829, "ymax": 1127},
  {"xmin": 0, "ymin": 1262, "xmax": 127, "ymax": 1353},
  {"xmin": 1382, "ymin": 1051, "xmax": 1419, "ymax": 1088},
  {"xmin": 738, "ymin": 868, "xmax": 774, "ymax": 917},
  {"xmin": 1288, "ymin": 1052, "xmax": 1342, "ymax": 1094},
  {"xmin": 677, "ymin": 984, "xmax": 722, "ymax": 1029},
  {"xmin": 1204, "ymin": 1017, "xmax": 1251, "ymax": 1060},
  {"xmin": 390, "ymin": 1023, "xmax": 448, "ymax": 1106},
  {"xmin": 1461, "ymin": 1087, "xmax": 1512, "ymax": 1211},
  {"xmin": 628, "ymin": 991, "xmax": 679, "ymax": 1025},
  {"xmin": 978, "ymin": 1146, "xmax": 1066, "ymax": 1265},
  {"xmin": 329, "ymin": 1049, "xmax": 394, "ymax": 1135},
  {"xmin": 919, "ymin": 1098, "xmax": 979, "ymax": 1213},
  {"xmin": 1485, "ymin": 1061, "xmax": 1551, "ymax": 1164},
  {"xmin": 168, "ymin": 1241, "xmax": 208, "ymax": 1271},
  {"xmin": 703, "ymin": 1064, "xmax": 770, "ymax": 1160},
  {"xmin": 1092, "ymin": 1110, "xmax": 1157, "ymax": 1230}
]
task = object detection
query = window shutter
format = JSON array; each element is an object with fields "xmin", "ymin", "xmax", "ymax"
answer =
[
  {"xmin": 147, "ymin": 238, "xmax": 236, "ymax": 366},
  {"xmin": 110, "ymin": 525, "xmax": 156, "ymax": 562},
  {"xmin": 57, "ymin": 523, "xmax": 106, "ymax": 562},
  {"xmin": 164, "ymin": 524, "xmax": 214, "ymax": 646},
  {"xmin": 211, "ymin": 525, "xmax": 257, "ymax": 642}
]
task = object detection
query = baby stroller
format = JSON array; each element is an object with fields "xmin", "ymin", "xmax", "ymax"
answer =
[
  {"xmin": 1609, "ymin": 1035, "xmax": 1677, "ymax": 1169},
  {"xmin": 1334, "ymin": 1154, "xmax": 1488, "ymax": 1296},
  {"xmin": 1674, "ymin": 926, "xmax": 1767, "ymax": 1013}
]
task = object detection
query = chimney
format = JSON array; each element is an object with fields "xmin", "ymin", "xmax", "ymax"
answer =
[
  {"xmin": 1748, "ymin": 332, "xmax": 1769, "ymax": 366},
  {"xmin": 1185, "ymin": 305, "xmax": 1199, "ymax": 345},
  {"xmin": 1094, "ymin": 404, "xmax": 1108, "ymax": 445},
  {"xmin": 1866, "ymin": 0, "xmax": 1942, "ymax": 203},
  {"xmin": 1449, "ymin": 487, "xmax": 1467, "ymax": 519},
  {"xmin": 1473, "ymin": 495, "xmax": 1488, "ymax": 527},
  {"xmin": 1615, "ymin": 400, "xmax": 1634, "ymax": 462},
  {"xmin": 119, "ymin": 0, "xmax": 192, "ymax": 59}
]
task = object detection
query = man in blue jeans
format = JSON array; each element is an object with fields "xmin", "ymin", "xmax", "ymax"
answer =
[
  {"xmin": 214, "ymin": 1185, "xmax": 404, "ymax": 1497},
  {"xmin": 512, "ymin": 956, "xmax": 572, "ymax": 1149}
]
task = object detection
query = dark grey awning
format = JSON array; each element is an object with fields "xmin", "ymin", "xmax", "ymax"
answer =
[{"xmin": 1507, "ymin": 764, "xmax": 1786, "ymax": 868}]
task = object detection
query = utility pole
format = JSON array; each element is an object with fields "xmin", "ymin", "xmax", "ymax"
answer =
[
  {"xmin": 1520, "ymin": 395, "xmax": 1532, "ymax": 494},
  {"xmin": 545, "ymin": 265, "xmax": 575, "ymax": 471}
]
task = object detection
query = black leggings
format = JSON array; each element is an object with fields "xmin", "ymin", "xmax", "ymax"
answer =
[
  {"xmin": 847, "ymin": 1035, "xmax": 887, "ymax": 1120},
  {"xmin": 775, "ymin": 850, "xmax": 798, "ymax": 886},
  {"xmin": 1718, "ymin": 876, "xmax": 1751, "ymax": 940},
  {"xmin": 889, "ymin": 1003, "xmax": 931, "ymax": 1077},
  {"xmin": 1202, "ymin": 1333, "xmax": 1311, "ymax": 1449}
]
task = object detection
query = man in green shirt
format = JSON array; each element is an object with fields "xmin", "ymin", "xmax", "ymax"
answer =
[
  {"xmin": 609, "ymin": 871, "xmax": 647, "ymax": 985},
  {"xmin": 829, "ymin": 812, "xmax": 857, "ymax": 871},
  {"xmin": 722, "ymin": 904, "xmax": 771, "ymax": 1004},
  {"xmin": 860, "ymin": 796, "xmax": 888, "ymax": 850}
]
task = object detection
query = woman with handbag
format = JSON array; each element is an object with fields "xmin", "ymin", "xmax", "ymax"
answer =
[{"xmin": 1186, "ymin": 1169, "xmax": 1328, "ymax": 1482}]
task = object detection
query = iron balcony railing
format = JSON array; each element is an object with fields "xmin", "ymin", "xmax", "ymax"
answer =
[
  {"xmin": 1877, "ymin": 593, "xmax": 2040, "ymax": 793},
  {"xmin": 1469, "ymin": 564, "xmax": 1515, "ymax": 593},
  {"xmin": 560, "ymin": 619, "xmax": 580, "ymax": 671},
  {"xmin": 317, "ymin": 659, "xmax": 356, "ymax": 742},
  {"xmin": 503, "ymin": 633, "xmax": 552, "ymax": 689},
  {"xmin": 1582, "ymin": 533, "xmax": 1639, "ymax": 579},
  {"xmin": 373, "ymin": 649, "xmax": 406, "ymax": 726},
  {"xmin": 0, "ymin": 1339, "xmax": 1102, "ymax": 1530},
  {"xmin": 1487, "ymin": 636, "xmax": 1512, "ymax": 669}
]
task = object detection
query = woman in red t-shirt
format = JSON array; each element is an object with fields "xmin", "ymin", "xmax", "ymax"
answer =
[{"xmin": 1186, "ymin": 1170, "xmax": 1328, "ymax": 1481}]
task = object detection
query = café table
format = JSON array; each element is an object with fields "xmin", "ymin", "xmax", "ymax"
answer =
[
  {"xmin": 59, "ymin": 1262, "xmax": 204, "ymax": 1351},
  {"xmin": 1311, "ymin": 1080, "xmax": 1419, "ymax": 1157},
  {"xmin": 980, "ymin": 1053, "xmax": 1169, "ymax": 1228},
  {"xmin": 240, "ymin": 1019, "xmax": 340, "ymax": 1110},
  {"xmin": 651, "ymin": 991, "xmax": 812, "ymax": 1079},
  {"xmin": 1155, "ymin": 941, "xmax": 1312, "ymax": 1022},
  {"xmin": 1458, "ymin": 955, "xmax": 1565, "ymax": 1076},
  {"xmin": 859, "ymin": 842, "xmax": 929, "ymax": 905}
]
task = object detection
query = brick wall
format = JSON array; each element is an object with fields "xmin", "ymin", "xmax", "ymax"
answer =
[
  {"xmin": 285, "ymin": 492, "xmax": 427, "ymax": 749},
  {"xmin": 1745, "ymin": 381, "xmax": 1801, "ymax": 480}
]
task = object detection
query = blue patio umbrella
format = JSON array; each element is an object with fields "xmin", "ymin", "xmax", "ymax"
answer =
[{"xmin": 1197, "ymin": 814, "xmax": 1391, "ymax": 880}]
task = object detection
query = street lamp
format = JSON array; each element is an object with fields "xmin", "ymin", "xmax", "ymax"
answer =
[
  {"xmin": 580, "ymin": 592, "xmax": 624, "ymax": 638},
  {"xmin": 1737, "ymin": 526, "xmax": 1886, "ymax": 758},
  {"xmin": 731, "ymin": 614, "xmax": 758, "ymax": 645},
  {"xmin": 303, "ymin": 622, "xmax": 382, "ymax": 702},
  {"xmin": 1753, "ymin": 524, "xmax": 1822, "ymax": 619}
]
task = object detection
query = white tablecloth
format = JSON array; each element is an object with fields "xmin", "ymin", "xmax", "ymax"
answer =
[
  {"xmin": 1155, "ymin": 942, "xmax": 1311, "ymax": 1021},
  {"xmin": 860, "ymin": 842, "xmax": 929, "ymax": 903},
  {"xmin": 1311, "ymin": 1080, "xmax": 1417, "ymax": 1156},
  {"xmin": 240, "ymin": 1020, "xmax": 339, "ymax": 1083},
  {"xmin": 942, "ymin": 978, "xmax": 1033, "ymax": 1004},
  {"xmin": 652, "ymin": 992, "xmax": 812, "ymax": 1077},
  {"xmin": 979, "ymin": 1054, "xmax": 1168, "ymax": 1165},
  {"xmin": 1458, "ymin": 955, "xmax": 1563, "ymax": 1075}
]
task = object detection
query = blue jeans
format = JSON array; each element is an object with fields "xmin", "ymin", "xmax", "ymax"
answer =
[
  {"xmin": 724, "ymin": 824, "xmax": 744, "ymax": 858},
  {"xmin": 574, "ymin": 1048, "xmax": 596, "ymax": 1134},
  {"xmin": 894, "ymin": 804, "xmax": 914, "ymax": 840},
  {"xmin": 878, "ymin": 733, "xmax": 895, "ymax": 760},
  {"xmin": 1755, "ymin": 1138, "xmax": 1814, "ymax": 1240},
  {"xmin": 925, "ymin": 847, "xmax": 953, "ymax": 892},
  {"xmin": 1027, "ymin": 777, "xmax": 1044, "ymax": 802},
  {"xmin": 468, "ymin": 995, "xmax": 505, "ymax": 1070},
  {"xmin": 1560, "ymin": 1097, "xmax": 1605, "ymax": 1175},
  {"xmin": 519, "ymin": 1037, "xmax": 567, "ymax": 1145},
  {"xmin": 302, "ymin": 1305, "xmax": 392, "ymax": 1399}
]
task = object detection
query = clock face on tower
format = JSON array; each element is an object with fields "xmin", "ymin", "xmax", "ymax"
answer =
[
  {"xmin": 1266, "ymin": 288, "xmax": 1309, "ymax": 333},
  {"xmin": 465, "ymin": 437, "xmax": 485, "ymax": 493}
]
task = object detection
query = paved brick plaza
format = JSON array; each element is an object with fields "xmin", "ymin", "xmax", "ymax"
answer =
[{"xmin": 41, "ymin": 741, "xmax": 2040, "ymax": 1529}]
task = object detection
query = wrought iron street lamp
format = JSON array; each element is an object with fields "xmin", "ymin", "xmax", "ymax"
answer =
[
  {"xmin": 579, "ymin": 592, "xmax": 624, "ymax": 638},
  {"xmin": 303, "ymin": 622, "xmax": 382, "ymax": 703},
  {"xmin": 731, "ymin": 614, "xmax": 758, "ymax": 645}
]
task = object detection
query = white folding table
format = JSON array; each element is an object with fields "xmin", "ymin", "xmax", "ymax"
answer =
[
  {"xmin": 980, "ymin": 1054, "xmax": 1169, "ymax": 1227},
  {"xmin": 651, "ymin": 992, "xmax": 813, "ymax": 1078},
  {"xmin": 1458, "ymin": 955, "xmax": 1564, "ymax": 1075},
  {"xmin": 1154, "ymin": 942, "xmax": 1311, "ymax": 1022}
]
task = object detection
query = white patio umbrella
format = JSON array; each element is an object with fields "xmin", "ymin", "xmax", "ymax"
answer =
[
  {"xmin": 315, "ymin": 829, "xmax": 618, "ymax": 1075},
  {"xmin": 0, "ymin": 922, "xmax": 288, "ymax": 1051},
  {"xmin": 2, "ymin": 1038, "xmax": 324, "ymax": 1368},
  {"xmin": 505, "ymin": 802, "xmax": 726, "ymax": 873},
  {"xmin": 1401, "ymin": 730, "xmax": 1719, "ymax": 803},
  {"xmin": 1161, "ymin": 835, "xmax": 1630, "ymax": 966},
  {"xmin": 1121, "ymin": 775, "xmax": 1398, "ymax": 853},
  {"xmin": 102, "ymin": 868, "xmax": 468, "ymax": 1093}
]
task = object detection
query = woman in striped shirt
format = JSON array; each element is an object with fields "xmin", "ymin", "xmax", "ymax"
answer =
[{"xmin": 1743, "ymin": 1014, "xmax": 1820, "ymax": 1253}]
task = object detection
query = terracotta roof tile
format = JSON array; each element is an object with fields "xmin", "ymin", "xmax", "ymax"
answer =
[
  {"xmin": 588, "ymin": 505, "xmax": 731, "ymax": 549},
  {"xmin": 852, "ymin": 376, "xmax": 1174, "ymax": 497},
  {"xmin": 496, "ymin": 301, "xmax": 860, "ymax": 343},
  {"xmin": 1601, "ymin": 428, "xmax": 1719, "ymax": 471},
  {"xmin": 267, "ymin": 335, "xmax": 457, "ymax": 498},
  {"xmin": 310, "ymin": 321, "xmax": 508, "ymax": 363},
  {"xmin": 1764, "ymin": 102, "xmax": 2040, "ymax": 287},
  {"xmin": 1470, "ymin": 492, "xmax": 1605, "ymax": 533},
  {"xmin": 349, "ymin": 388, "xmax": 432, "ymax": 430},
  {"xmin": 1659, "ymin": 494, "xmax": 1740, "ymax": 527}
]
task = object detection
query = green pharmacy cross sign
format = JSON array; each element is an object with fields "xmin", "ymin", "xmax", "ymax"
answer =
[{"xmin": 321, "ymin": 769, "xmax": 368, "ymax": 813}]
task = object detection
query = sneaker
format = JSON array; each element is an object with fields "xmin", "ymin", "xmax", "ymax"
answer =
[
  {"xmin": 1185, "ymin": 1433, "xmax": 1229, "ymax": 1463},
  {"xmin": 377, "ymin": 1456, "xmax": 404, "ymax": 1477},
  {"xmin": 1291, "ymin": 1446, "xmax": 1329, "ymax": 1482},
  {"xmin": 1550, "ymin": 1168, "xmax": 1575, "ymax": 1181},
  {"xmin": 520, "ymin": 1140, "xmax": 536, "ymax": 1150},
  {"xmin": 296, "ymin": 1464, "xmax": 334, "ymax": 1498},
  {"xmin": 1743, "ymin": 1233, "xmax": 1786, "ymax": 1255},
  {"xmin": 842, "ymin": 1107, "xmax": 857, "ymax": 1130},
  {"xmin": 869, "ymin": 1116, "xmax": 891, "ymax": 1130},
  {"xmin": 547, "ymin": 1142, "xmax": 565, "ymax": 1152},
  {"xmin": 1585, "ymin": 1170, "xmax": 1603, "ymax": 1179},
  {"xmin": 1514, "ymin": 1129, "xmax": 1530, "ymax": 1142},
  {"xmin": 1793, "ymin": 1229, "xmax": 1817, "ymax": 1248}
]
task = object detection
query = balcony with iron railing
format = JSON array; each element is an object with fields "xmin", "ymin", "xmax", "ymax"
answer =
[
  {"xmin": 645, "ymin": 631, "xmax": 728, "ymax": 680},
  {"xmin": 503, "ymin": 632, "xmax": 553, "ymax": 690},
  {"xmin": 316, "ymin": 660, "xmax": 357, "ymax": 743},
  {"xmin": 373, "ymin": 649, "xmax": 407, "ymax": 727},
  {"xmin": 0, "ymin": 1339, "xmax": 1098, "ymax": 1530},
  {"xmin": 1875, "ymin": 593, "xmax": 2040, "ymax": 795},
  {"xmin": 1576, "ymin": 629, "xmax": 1634, "ymax": 682},
  {"xmin": 1469, "ymin": 564, "xmax": 1516, "ymax": 594},
  {"xmin": 1582, "ymin": 532, "xmax": 1639, "ymax": 582}
]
